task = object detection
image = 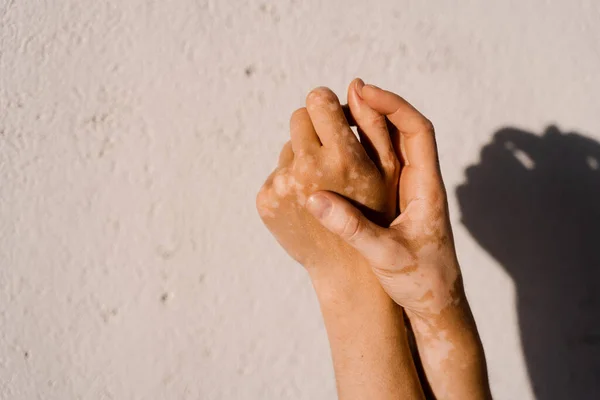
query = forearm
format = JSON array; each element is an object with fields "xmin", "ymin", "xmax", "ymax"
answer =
[
  {"xmin": 406, "ymin": 287, "xmax": 491, "ymax": 400},
  {"xmin": 309, "ymin": 260, "xmax": 425, "ymax": 400}
]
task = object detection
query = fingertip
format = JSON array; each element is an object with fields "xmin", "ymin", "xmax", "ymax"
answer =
[
  {"xmin": 306, "ymin": 86, "xmax": 359, "ymax": 149},
  {"xmin": 346, "ymin": 78, "xmax": 366, "ymax": 125},
  {"xmin": 347, "ymin": 78, "xmax": 365, "ymax": 103},
  {"xmin": 306, "ymin": 86, "xmax": 338, "ymax": 108},
  {"xmin": 355, "ymin": 78, "xmax": 365, "ymax": 99},
  {"xmin": 354, "ymin": 78, "xmax": 365, "ymax": 99},
  {"xmin": 289, "ymin": 107, "xmax": 308, "ymax": 127}
]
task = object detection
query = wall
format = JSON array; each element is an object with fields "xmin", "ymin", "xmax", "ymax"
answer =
[{"xmin": 1, "ymin": 1, "xmax": 599, "ymax": 398}]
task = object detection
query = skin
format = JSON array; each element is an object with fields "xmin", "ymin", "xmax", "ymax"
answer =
[
  {"xmin": 306, "ymin": 84, "xmax": 492, "ymax": 399},
  {"xmin": 256, "ymin": 83, "xmax": 424, "ymax": 400}
]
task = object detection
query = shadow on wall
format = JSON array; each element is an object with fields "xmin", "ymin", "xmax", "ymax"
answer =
[{"xmin": 456, "ymin": 126, "xmax": 600, "ymax": 400}]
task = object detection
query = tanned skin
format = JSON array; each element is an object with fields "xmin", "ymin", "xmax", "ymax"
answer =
[{"xmin": 257, "ymin": 80, "xmax": 491, "ymax": 399}]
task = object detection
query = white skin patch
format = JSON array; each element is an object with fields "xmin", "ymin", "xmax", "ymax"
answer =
[
  {"xmin": 291, "ymin": 178, "xmax": 304, "ymax": 191},
  {"xmin": 307, "ymin": 100, "xmax": 319, "ymax": 111},
  {"xmin": 273, "ymin": 175, "xmax": 289, "ymax": 197},
  {"xmin": 296, "ymin": 192, "xmax": 307, "ymax": 206},
  {"xmin": 344, "ymin": 186, "xmax": 355, "ymax": 194},
  {"xmin": 410, "ymin": 317, "xmax": 455, "ymax": 366},
  {"xmin": 424, "ymin": 329, "xmax": 454, "ymax": 371},
  {"xmin": 423, "ymin": 217, "xmax": 442, "ymax": 236},
  {"xmin": 411, "ymin": 322, "xmax": 455, "ymax": 397},
  {"xmin": 373, "ymin": 242, "xmax": 458, "ymax": 315},
  {"xmin": 307, "ymin": 91, "xmax": 336, "ymax": 110},
  {"xmin": 298, "ymin": 161, "xmax": 310, "ymax": 173},
  {"xmin": 296, "ymin": 155, "xmax": 316, "ymax": 175},
  {"xmin": 401, "ymin": 243, "xmax": 459, "ymax": 314},
  {"xmin": 349, "ymin": 170, "xmax": 359, "ymax": 180},
  {"xmin": 256, "ymin": 187, "xmax": 276, "ymax": 218}
]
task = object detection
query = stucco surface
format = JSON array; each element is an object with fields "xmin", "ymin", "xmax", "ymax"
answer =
[{"xmin": 1, "ymin": 1, "xmax": 599, "ymax": 399}]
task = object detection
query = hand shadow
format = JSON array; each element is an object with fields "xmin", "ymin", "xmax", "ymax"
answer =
[{"xmin": 456, "ymin": 126, "xmax": 600, "ymax": 399}]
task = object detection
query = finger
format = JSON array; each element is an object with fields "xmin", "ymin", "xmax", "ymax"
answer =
[
  {"xmin": 290, "ymin": 107, "xmax": 321, "ymax": 153},
  {"xmin": 278, "ymin": 141, "xmax": 294, "ymax": 167},
  {"xmin": 361, "ymin": 84, "xmax": 438, "ymax": 173},
  {"xmin": 306, "ymin": 191, "xmax": 388, "ymax": 260},
  {"xmin": 347, "ymin": 78, "xmax": 398, "ymax": 178},
  {"xmin": 305, "ymin": 87, "xmax": 362, "ymax": 150}
]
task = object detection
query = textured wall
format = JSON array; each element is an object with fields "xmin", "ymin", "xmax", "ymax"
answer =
[{"xmin": 1, "ymin": 1, "xmax": 599, "ymax": 399}]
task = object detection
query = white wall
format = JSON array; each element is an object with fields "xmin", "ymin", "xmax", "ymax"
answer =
[{"xmin": 1, "ymin": 1, "xmax": 599, "ymax": 399}]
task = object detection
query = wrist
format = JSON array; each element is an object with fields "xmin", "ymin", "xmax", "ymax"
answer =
[
  {"xmin": 308, "ymin": 259, "xmax": 425, "ymax": 400},
  {"xmin": 403, "ymin": 262, "xmax": 466, "ymax": 319},
  {"xmin": 406, "ymin": 287, "xmax": 472, "ymax": 325},
  {"xmin": 307, "ymin": 257, "xmax": 374, "ymax": 307},
  {"xmin": 406, "ymin": 290, "xmax": 483, "ymax": 353}
]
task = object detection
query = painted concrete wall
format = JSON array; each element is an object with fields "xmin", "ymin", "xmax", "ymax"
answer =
[{"xmin": 1, "ymin": 1, "xmax": 599, "ymax": 398}]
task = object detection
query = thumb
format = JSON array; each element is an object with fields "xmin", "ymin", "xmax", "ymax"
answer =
[{"xmin": 306, "ymin": 191, "xmax": 386, "ymax": 258}]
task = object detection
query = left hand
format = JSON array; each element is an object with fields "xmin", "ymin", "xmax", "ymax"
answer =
[{"xmin": 256, "ymin": 83, "xmax": 399, "ymax": 274}]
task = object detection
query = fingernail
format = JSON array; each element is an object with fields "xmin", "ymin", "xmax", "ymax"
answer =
[
  {"xmin": 307, "ymin": 195, "xmax": 332, "ymax": 220},
  {"xmin": 364, "ymin": 83, "xmax": 381, "ymax": 91},
  {"xmin": 355, "ymin": 78, "xmax": 365, "ymax": 99}
]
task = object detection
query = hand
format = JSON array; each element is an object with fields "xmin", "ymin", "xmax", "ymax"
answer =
[
  {"xmin": 256, "ymin": 83, "xmax": 426, "ymax": 400},
  {"xmin": 256, "ymin": 84, "xmax": 399, "ymax": 273},
  {"xmin": 307, "ymin": 84, "xmax": 461, "ymax": 317}
]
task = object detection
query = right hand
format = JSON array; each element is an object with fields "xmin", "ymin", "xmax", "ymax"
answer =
[{"xmin": 306, "ymin": 84, "xmax": 463, "ymax": 317}]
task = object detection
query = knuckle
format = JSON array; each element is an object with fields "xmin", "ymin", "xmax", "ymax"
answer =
[
  {"xmin": 421, "ymin": 117, "xmax": 435, "ymax": 134},
  {"xmin": 255, "ymin": 185, "xmax": 271, "ymax": 209},
  {"xmin": 294, "ymin": 154, "xmax": 318, "ymax": 177},
  {"xmin": 340, "ymin": 212, "xmax": 362, "ymax": 242},
  {"xmin": 333, "ymin": 155, "xmax": 353, "ymax": 176},
  {"xmin": 295, "ymin": 165, "xmax": 312, "ymax": 182},
  {"xmin": 381, "ymin": 151, "xmax": 400, "ymax": 174},
  {"xmin": 280, "ymin": 140, "xmax": 292, "ymax": 153},
  {"xmin": 332, "ymin": 143, "xmax": 361, "ymax": 164}
]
